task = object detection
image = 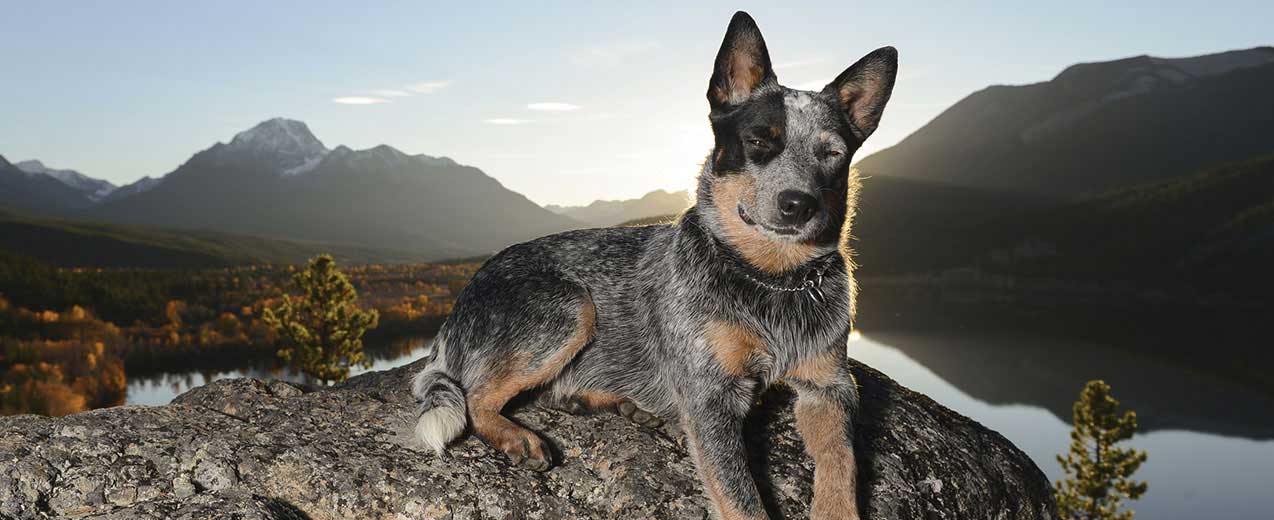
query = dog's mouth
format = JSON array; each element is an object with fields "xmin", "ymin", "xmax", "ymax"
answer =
[{"xmin": 737, "ymin": 204, "xmax": 799, "ymax": 236}]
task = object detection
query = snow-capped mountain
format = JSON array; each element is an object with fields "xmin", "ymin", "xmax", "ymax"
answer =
[
  {"xmin": 225, "ymin": 117, "xmax": 329, "ymax": 176},
  {"xmin": 88, "ymin": 118, "xmax": 580, "ymax": 259},
  {"xmin": 13, "ymin": 159, "xmax": 117, "ymax": 202},
  {"xmin": 0, "ymin": 155, "xmax": 100, "ymax": 217}
]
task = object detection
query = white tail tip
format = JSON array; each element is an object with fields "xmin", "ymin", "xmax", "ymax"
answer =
[{"xmin": 415, "ymin": 404, "xmax": 466, "ymax": 455}]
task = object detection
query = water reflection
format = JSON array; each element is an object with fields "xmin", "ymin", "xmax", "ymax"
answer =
[
  {"xmin": 851, "ymin": 332, "xmax": 1274, "ymax": 520},
  {"xmin": 125, "ymin": 337, "xmax": 434, "ymax": 406},
  {"xmin": 867, "ymin": 331, "xmax": 1274, "ymax": 439}
]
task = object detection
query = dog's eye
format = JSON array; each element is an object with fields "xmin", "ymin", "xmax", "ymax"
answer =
[
  {"xmin": 746, "ymin": 138, "xmax": 766, "ymax": 147},
  {"xmin": 826, "ymin": 150, "xmax": 842, "ymax": 157}
]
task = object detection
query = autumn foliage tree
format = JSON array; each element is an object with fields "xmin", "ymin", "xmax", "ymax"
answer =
[
  {"xmin": 263, "ymin": 255, "xmax": 379, "ymax": 384},
  {"xmin": 1055, "ymin": 380, "xmax": 1148, "ymax": 520}
]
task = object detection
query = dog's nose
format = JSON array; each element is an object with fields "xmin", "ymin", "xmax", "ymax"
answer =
[{"xmin": 776, "ymin": 190, "xmax": 819, "ymax": 226}]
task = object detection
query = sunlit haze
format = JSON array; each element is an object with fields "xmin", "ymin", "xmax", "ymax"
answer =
[{"xmin": 3, "ymin": 1, "xmax": 1271, "ymax": 205}]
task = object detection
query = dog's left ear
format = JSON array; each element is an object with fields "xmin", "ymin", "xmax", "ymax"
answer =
[
  {"xmin": 824, "ymin": 47, "xmax": 898, "ymax": 140},
  {"xmin": 708, "ymin": 11, "xmax": 777, "ymax": 109}
]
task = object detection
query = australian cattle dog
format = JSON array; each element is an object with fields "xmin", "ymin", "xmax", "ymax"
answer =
[{"xmin": 413, "ymin": 11, "xmax": 897, "ymax": 519}]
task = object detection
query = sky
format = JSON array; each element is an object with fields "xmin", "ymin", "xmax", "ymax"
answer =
[{"xmin": 3, "ymin": 1, "xmax": 1271, "ymax": 206}]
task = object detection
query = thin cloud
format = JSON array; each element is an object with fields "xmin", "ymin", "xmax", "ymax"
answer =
[
  {"xmin": 571, "ymin": 39, "xmax": 660, "ymax": 67},
  {"xmin": 333, "ymin": 80, "xmax": 450, "ymax": 105},
  {"xmin": 483, "ymin": 118, "xmax": 530, "ymax": 125},
  {"xmin": 333, "ymin": 96, "xmax": 391, "ymax": 105},
  {"xmin": 527, "ymin": 102, "xmax": 581, "ymax": 112},
  {"xmin": 407, "ymin": 80, "xmax": 451, "ymax": 94}
]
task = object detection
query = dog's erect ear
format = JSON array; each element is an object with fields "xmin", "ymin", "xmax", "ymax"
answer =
[
  {"xmin": 708, "ymin": 11, "xmax": 777, "ymax": 109},
  {"xmin": 823, "ymin": 47, "xmax": 898, "ymax": 140}
]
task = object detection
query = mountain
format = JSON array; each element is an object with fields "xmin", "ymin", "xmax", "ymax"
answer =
[
  {"xmin": 983, "ymin": 153, "xmax": 1274, "ymax": 291},
  {"xmin": 102, "ymin": 175, "xmax": 160, "ymax": 203},
  {"xmin": 14, "ymin": 160, "xmax": 116, "ymax": 202},
  {"xmin": 0, "ymin": 154, "xmax": 98, "ymax": 217},
  {"xmin": 546, "ymin": 189, "xmax": 691, "ymax": 227},
  {"xmin": 0, "ymin": 209, "xmax": 427, "ymax": 268},
  {"xmin": 856, "ymin": 47, "xmax": 1274, "ymax": 197},
  {"xmin": 91, "ymin": 118, "xmax": 580, "ymax": 260},
  {"xmin": 850, "ymin": 175, "xmax": 1051, "ymax": 277}
]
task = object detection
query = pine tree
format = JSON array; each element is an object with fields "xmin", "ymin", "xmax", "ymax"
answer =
[
  {"xmin": 262, "ymin": 255, "xmax": 379, "ymax": 384},
  {"xmin": 1055, "ymin": 380, "xmax": 1148, "ymax": 520}
]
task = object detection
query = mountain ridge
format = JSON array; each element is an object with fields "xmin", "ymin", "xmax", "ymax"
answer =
[
  {"xmin": 855, "ymin": 46, "xmax": 1274, "ymax": 197},
  {"xmin": 13, "ymin": 159, "xmax": 117, "ymax": 202},
  {"xmin": 84, "ymin": 118, "xmax": 579, "ymax": 260},
  {"xmin": 546, "ymin": 189, "xmax": 691, "ymax": 227}
]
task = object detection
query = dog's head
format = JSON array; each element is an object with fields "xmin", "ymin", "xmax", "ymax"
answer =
[{"xmin": 696, "ymin": 11, "xmax": 897, "ymax": 274}]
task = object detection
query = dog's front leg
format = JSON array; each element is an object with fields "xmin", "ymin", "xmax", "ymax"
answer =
[
  {"xmin": 683, "ymin": 390, "xmax": 769, "ymax": 520},
  {"xmin": 787, "ymin": 352, "xmax": 862, "ymax": 520}
]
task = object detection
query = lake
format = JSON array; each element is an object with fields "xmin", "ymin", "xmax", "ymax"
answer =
[{"xmin": 126, "ymin": 331, "xmax": 1274, "ymax": 519}]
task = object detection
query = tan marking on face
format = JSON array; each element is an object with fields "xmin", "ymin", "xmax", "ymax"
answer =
[
  {"xmin": 684, "ymin": 426, "xmax": 769, "ymax": 520},
  {"xmin": 712, "ymin": 175, "xmax": 820, "ymax": 274},
  {"xmin": 469, "ymin": 301, "xmax": 596, "ymax": 459},
  {"xmin": 704, "ymin": 320, "xmax": 766, "ymax": 377},
  {"xmin": 784, "ymin": 352, "xmax": 844, "ymax": 387},
  {"xmin": 795, "ymin": 393, "xmax": 860, "ymax": 520}
]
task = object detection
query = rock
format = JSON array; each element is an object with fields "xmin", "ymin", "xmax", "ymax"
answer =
[{"xmin": 0, "ymin": 360, "xmax": 1056, "ymax": 519}]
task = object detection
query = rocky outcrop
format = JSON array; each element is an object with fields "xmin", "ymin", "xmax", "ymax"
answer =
[{"xmin": 0, "ymin": 360, "xmax": 1056, "ymax": 519}]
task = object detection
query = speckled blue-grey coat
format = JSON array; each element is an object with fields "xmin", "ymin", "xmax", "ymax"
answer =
[{"xmin": 413, "ymin": 11, "xmax": 897, "ymax": 520}]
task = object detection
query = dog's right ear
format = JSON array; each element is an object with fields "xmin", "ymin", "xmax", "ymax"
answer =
[{"xmin": 707, "ymin": 11, "xmax": 777, "ymax": 110}]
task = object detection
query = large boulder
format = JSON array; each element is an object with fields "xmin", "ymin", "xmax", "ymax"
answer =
[{"xmin": 0, "ymin": 360, "xmax": 1056, "ymax": 519}]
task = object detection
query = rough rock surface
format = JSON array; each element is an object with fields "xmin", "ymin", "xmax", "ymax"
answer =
[{"xmin": 0, "ymin": 359, "xmax": 1056, "ymax": 519}]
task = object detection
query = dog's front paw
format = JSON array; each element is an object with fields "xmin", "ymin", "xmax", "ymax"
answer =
[
  {"xmin": 617, "ymin": 399, "xmax": 665, "ymax": 428},
  {"xmin": 494, "ymin": 429, "xmax": 554, "ymax": 472}
]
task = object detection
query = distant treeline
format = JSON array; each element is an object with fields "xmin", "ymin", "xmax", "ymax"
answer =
[{"xmin": 0, "ymin": 253, "xmax": 479, "ymax": 416}]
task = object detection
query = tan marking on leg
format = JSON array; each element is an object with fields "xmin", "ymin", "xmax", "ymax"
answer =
[
  {"xmin": 795, "ymin": 393, "xmax": 860, "ymax": 520},
  {"xmin": 685, "ymin": 427, "xmax": 768, "ymax": 520},
  {"xmin": 468, "ymin": 301, "xmax": 597, "ymax": 469},
  {"xmin": 703, "ymin": 320, "xmax": 766, "ymax": 377},
  {"xmin": 784, "ymin": 352, "xmax": 844, "ymax": 387},
  {"xmin": 712, "ymin": 175, "xmax": 819, "ymax": 273},
  {"xmin": 572, "ymin": 389, "xmax": 625, "ymax": 411}
]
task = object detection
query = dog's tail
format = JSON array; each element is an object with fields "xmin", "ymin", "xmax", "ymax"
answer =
[{"xmin": 411, "ymin": 339, "xmax": 467, "ymax": 455}]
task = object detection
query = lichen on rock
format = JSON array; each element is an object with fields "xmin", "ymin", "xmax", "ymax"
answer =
[{"xmin": 0, "ymin": 360, "xmax": 1056, "ymax": 519}]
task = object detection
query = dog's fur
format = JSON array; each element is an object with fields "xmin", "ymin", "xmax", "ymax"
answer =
[{"xmin": 413, "ymin": 11, "xmax": 896, "ymax": 519}]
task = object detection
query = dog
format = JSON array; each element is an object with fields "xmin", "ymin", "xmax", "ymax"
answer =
[{"xmin": 412, "ymin": 11, "xmax": 896, "ymax": 520}]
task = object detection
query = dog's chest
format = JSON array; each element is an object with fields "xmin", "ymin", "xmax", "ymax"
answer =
[{"xmin": 704, "ymin": 288, "xmax": 852, "ymax": 380}]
